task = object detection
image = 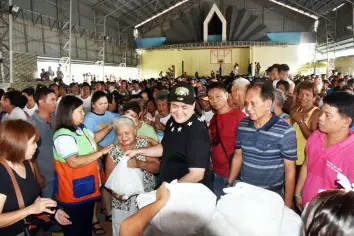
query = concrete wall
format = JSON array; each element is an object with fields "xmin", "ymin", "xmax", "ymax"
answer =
[
  {"xmin": 140, "ymin": 44, "xmax": 315, "ymax": 78},
  {"xmin": 139, "ymin": 48, "xmax": 250, "ymax": 78},
  {"xmin": 335, "ymin": 57, "xmax": 354, "ymax": 75},
  {"xmin": 253, "ymin": 44, "xmax": 315, "ymax": 75}
]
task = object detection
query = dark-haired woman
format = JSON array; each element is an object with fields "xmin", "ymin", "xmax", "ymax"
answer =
[
  {"xmin": 304, "ymin": 190, "xmax": 354, "ymax": 236},
  {"xmin": 0, "ymin": 120, "xmax": 71, "ymax": 236},
  {"xmin": 1, "ymin": 91, "xmax": 27, "ymax": 122},
  {"xmin": 83, "ymin": 91, "xmax": 119, "ymax": 235},
  {"xmin": 53, "ymin": 95, "xmax": 114, "ymax": 236}
]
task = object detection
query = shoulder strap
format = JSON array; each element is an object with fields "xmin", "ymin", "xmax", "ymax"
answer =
[
  {"xmin": 0, "ymin": 160, "xmax": 25, "ymax": 209},
  {"xmin": 215, "ymin": 115, "xmax": 229, "ymax": 161}
]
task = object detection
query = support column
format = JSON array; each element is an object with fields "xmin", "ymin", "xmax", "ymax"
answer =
[
  {"xmin": 58, "ymin": 0, "xmax": 72, "ymax": 84},
  {"xmin": 251, "ymin": 46, "xmax": 255, "ymax": 76},
  {"xmin": 9, "ymin": 0, "xmax": 13, "ymax": 83}
]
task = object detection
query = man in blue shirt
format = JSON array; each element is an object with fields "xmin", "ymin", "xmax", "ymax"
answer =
[{"xmin": 227, "ymin": 82, "xmax": 297, "ymax": 208}]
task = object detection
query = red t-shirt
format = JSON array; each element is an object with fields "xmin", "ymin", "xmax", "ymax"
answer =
[{"xmin": 209, "ymin": 109, "xmax": 246, "ymax": 177}]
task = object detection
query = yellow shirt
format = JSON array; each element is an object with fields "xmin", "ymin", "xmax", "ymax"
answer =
[{"xmin": 293, "ymin": 107, "xmax": 318, "ymax": 165}]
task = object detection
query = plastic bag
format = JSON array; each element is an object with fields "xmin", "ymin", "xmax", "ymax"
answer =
[
  {"xmin": 137, "ymin": 180, "xmax": 217, "ymax": 236},
  {"xmin": 105, "ymin": 156, "xmax": 144, "ymax": 200},
  {"xmin": 217, "ymin": 182, "xmax": 284, "ymax": 236},
  {"xmin": 280, "ymin": 207, "xmax": 303, "ymax": 236},
  {"xmin": 203, "ymin": 210, "xmax": 242, "ymax": 236}
]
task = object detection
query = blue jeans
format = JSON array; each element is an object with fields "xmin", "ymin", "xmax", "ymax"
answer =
[{"xmin": 213, "ymin": 173, "xmax": 228, "ymax": 200}]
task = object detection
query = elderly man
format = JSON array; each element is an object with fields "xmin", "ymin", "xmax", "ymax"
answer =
[
  {"xmin": 228, "ymin": 82, "xmax": 297, "ymax": 207},
  {"xmin": 231, "ymin": 78, "xmax": 250, "ymax": 115}
]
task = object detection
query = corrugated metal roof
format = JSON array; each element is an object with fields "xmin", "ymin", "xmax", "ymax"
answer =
[{"xmin": 276, "ymin": 0, "xmax": 348, "ymax": 15}]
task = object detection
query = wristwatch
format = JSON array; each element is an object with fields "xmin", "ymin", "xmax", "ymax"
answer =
[{"xmin": 297, "ymin": 119, "xmax": 304, "ymax": 124}]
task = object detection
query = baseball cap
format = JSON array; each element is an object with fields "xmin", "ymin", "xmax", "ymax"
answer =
[{"xmin": 169, "ymin": 82, "xmax": 196, "ymax": 105}]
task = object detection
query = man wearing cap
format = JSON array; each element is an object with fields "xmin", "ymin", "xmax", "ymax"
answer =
[{"xmin": 126, "ymin": 82, "xmax": 211, "ymax": 187}]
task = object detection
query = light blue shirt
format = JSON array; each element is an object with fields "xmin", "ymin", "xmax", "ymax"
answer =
[{"xmin": 84, "ymin": 111, "xmax": 119, "ymax": 147}]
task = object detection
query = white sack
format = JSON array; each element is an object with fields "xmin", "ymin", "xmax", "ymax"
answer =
[
  {"xmin": 203, "ymin": 210, "xmax": 242, "ymax": 236},
  {"xmin": 105, "ymin": 156, "xmax": 144, "ymax": 200},
  {"xmin": 137, "ymin": 180, "xmax": 217, "ymax": 236},
  {"xmin": 280, "ymin": 207, "xmax": 303, "ymax": 236},
  {"xmin": 217, "ymin": 182, "xmax": 284, "ymax": 236}
]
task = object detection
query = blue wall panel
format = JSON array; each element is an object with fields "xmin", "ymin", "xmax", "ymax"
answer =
[{"xmin": 136, "ymin": 37, "xmax": 166, "ymax": 49}]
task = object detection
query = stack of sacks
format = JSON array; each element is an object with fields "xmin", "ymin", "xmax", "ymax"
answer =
[
  {"xmin": 137, "ymin": 180, "xmax": 217, "ymax": 236},
  {"xmin": 211, "ymin": 182, "xmax": 302, "ymax": 236}
]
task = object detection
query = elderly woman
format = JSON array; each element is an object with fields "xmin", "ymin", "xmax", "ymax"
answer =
[
  {"xmin": 106, "ymin": 115, "xmax": 160, "ymax": 235},
  {"xmin": 274, "ymin": 89, "xmax": 292, "ymax": 124}
]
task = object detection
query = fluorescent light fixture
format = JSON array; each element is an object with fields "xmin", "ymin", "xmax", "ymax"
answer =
[
  {"xmin": 332, "ymin": 3, "xmax": 345, "ymax": 11},
  {"xmin": 269, "ymin": 0, "xmax": 318, "ymax": 20},
  {"xmin": 314, "ymin": 19, "xmax": 319, "ymax": 32},
  {"xmin": 135, "ymin": 0, "xmax": 190, "ymax": 28},
  {"xmin": 9, "ymin": 5, "xmax": 19, "ymax": 13}
]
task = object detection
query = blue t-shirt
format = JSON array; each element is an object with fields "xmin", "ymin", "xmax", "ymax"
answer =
[{"xmin": 84, "ymin": 111, "xmax": 119, "ymax": 147}]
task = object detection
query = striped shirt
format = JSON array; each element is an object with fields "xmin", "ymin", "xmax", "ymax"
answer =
[{"xmin": 235, "ymin": 114, "xmax": 297, "ymax": 188}]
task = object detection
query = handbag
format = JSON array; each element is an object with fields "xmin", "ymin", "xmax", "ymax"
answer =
[{"xmin": 0, "ymin": 160, "xmax": 51, "ymax": 236}]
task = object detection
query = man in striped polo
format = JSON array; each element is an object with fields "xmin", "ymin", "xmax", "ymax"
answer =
[{"xmin": 227, "ymin": 81, "xmax": 297, "ymax": 208}]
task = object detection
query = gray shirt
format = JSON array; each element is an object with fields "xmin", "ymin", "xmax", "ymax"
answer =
[{"xmin": 27, "ymin": 111, "xmax": 56, "ymax": 182}]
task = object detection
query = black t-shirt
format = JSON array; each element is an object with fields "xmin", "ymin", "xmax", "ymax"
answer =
[
  {"xmin": 0, "ymin": 161, "xmax": 40, "ymax": 236},
  {"xmin": 160, "ymin": 114, "xmax": 211, "ymax": 187}
]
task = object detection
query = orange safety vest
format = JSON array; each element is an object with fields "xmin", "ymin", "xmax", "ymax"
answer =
[{"xmin": 53, "ymin": 126, "xmax": 101, "ymax": 205}]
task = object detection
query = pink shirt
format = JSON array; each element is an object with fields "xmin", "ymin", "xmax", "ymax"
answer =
[{"xmin": 302, "ymin": 130, "xmax": 354, "ymax": 205}]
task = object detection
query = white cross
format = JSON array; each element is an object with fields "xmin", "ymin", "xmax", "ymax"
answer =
[
  {"xmin": 178, "ymin": 127, "xmax": 182, "ymax": 132},
  {"xmin": 187, "ymin": 121, "xmax": 193, "ymax": 126},
  {"xmin": 171, "ymin": 127, "xmax": 175, "ymax": 132}
]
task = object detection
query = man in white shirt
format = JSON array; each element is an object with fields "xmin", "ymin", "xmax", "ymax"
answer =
[
  {"xmin": 131, "ymin": 80, "xmax": 142, "ymax": 96},
  {"xmin": 77, "ymin": 82, "xmax": 92, "ymax": 114},
  {"xmin": 1, "ymin": 91, "xmax": 27, "ymax": 121},
  {"xmin": 22, "ymin": 87, "xmax": 38, "ymax": 117},
  {"xmin": 272, "ymin": 64, "xmax": 295, "ymax": 94},
  {"xmin": 197, "ymin": 89, "xmax": 214, "ymax": 126},
  {"xmin": 231, "ymin": 78, "xmax": 250, "ymax": 116}
]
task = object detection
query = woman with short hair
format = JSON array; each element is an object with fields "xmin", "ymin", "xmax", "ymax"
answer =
[
  {"xmin": 0, "ymin": 120, "xmax": 71, "ymax": 236},
  {"xmin": 53, "ymin": 95, "xmax": 114, "ymax": 236},
  {"xmin": 106, "ymin": 115, "xmax": 160, "ymax": 235}
]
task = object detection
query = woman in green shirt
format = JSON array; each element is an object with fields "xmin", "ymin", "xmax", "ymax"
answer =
[{"xmin": 122, "ymin": 101, "xmax": 159, "ymax": 142}]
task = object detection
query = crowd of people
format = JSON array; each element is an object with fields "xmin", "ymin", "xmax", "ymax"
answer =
[{"xmin": 0, "ymin": 63, "xmax": 354, "ymax": 236}]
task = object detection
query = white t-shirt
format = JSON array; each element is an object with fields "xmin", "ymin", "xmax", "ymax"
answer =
[
  {"xmin": 202, "ymin": 110, "xmax": 214, "ymax": 127},
  {"xmin": 23, "ymin": 104, "xmax": 38, "ymax": 117},
  {"xmin": 273, "ymin": 79, "xmax": 295, "ymax": 88},
  {"xmin": 131, "ymin": 89, "xmax": 142, "ymax": 96},
  {"xmin": 158, "ymin": 113, "xmax": 171, "ymax": 125},
  {"xmin": 54, "ymin": 128, "xmax": 96, "ymax": 159},
  {"xmin": 2, "ymin": 107, "xmax": 27, "ymax": 122},
  {"xmin": 77, "ymin": 95, "xmax": 92, "ymax": 114}
]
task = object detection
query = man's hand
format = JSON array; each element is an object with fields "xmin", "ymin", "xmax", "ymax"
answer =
[
  {"xmin": 125, "ymin": 149, "xmax": 141, "ymax": 159},
  {"xmin": 156, "ymin": 182, "xmax": 170, "ymax": 205},
  {"xmin": 295, "ymin": 196, "xmax": 303, "ymax": 212},
  {"xmin": 37, "ymin": 175, "xmax": 46, "ymax": 189}
]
